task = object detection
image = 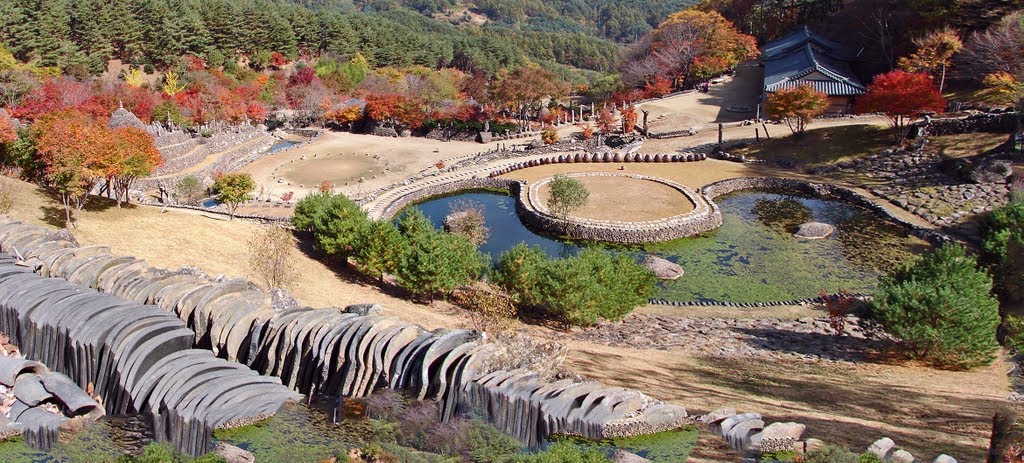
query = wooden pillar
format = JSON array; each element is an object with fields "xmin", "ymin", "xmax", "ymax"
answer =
[{"xmin": 718, "ymin": 123, "xmax": 723, "ymax": 146}]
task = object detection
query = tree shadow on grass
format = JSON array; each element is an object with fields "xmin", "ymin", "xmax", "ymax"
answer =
[
  {"xmin": 732, "ymin": 326, "xmax": 893, "ymax": 363},
  {"xmin": 569, "ymin": 348, "xmax": 1001, "ymax": 461},
  {"xmin": 35, "ymin": 188, "xmax": 131, "ymax": 228},
  {"xmin": 291, "ymin": 230, "xmax": 418, "ymax": 303}
]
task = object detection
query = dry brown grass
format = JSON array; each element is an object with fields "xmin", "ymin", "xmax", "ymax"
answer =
[{"xmin": 552, "ymin": 339, "xmax": 1009, "ymax": 462}]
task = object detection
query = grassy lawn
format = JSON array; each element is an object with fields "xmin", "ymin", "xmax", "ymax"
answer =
[
  {"xmin": 945, "ymin": 85, "xmax": 1018, "ymax": 107},
  {"xmin": 733, "ymin": 124, "xmax": 891, "ymax": 168},
  {"xmin": 928, "ymin": 132, "xmax": 1012, "ymax": 159}
]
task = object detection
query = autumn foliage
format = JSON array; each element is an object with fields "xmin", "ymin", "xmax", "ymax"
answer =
[
  {"xmin": 855, "ymin": 71, "xmax": 946, "ymax": 143},
  {"xmin": 766, "ymin": 85, "xmax": 830, "ymax": 134},
  {"xmin": 621, "ymin": 106, "xmax": 638, "ymax": 133},
  {"xmin": 623, "ymin": 10, "xmax": 757, "ymax": 89},
  {"xmin": 0, "ymin": 112, "xmax": 16, "ymax": 144}
]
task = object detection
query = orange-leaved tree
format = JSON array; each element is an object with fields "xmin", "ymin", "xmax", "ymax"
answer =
[
  {"xmin": 622, "ymin": 106, "xmax": 638, "ymax": 133},
  {"xmin": 0, "ymin": 111, "xmax": 16, "ymax": 144},
  {"xmin": 766, "ymin": 85, "xmax": 830, "ymax": 135},
  {"xmin": 855, "ymin": 71, "xmax": 946, "ymax": 144},
  {"xmin": 897, "ymin": 28, "xmax": 963, "ymax": 93},
  {"xmin": 32, "ymin": 109, "xmax": 117, "ymax": 227},
  {"xmin": 110, "ymin": 127, "xmax": 162, "ymax": 207},
  {"xmin": 649, "ymin": 10, "xmax": 757, "ymax": 84}
]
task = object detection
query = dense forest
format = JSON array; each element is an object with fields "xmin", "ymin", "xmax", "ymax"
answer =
[{"xmin": 0, "ymin": 0, "xmax": 623, "ymax": 82}]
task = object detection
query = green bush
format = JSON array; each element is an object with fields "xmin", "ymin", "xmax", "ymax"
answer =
[
  {"xmin": 292, "ymin": 191, "xmax": 369, "ymax": 258},
  {"xmin": 512, "ymin": 442, "xmax": 610, "ymax": 463},
  {"xmin": 857, "ymin": 453, "xmax": 883, "ymax": 463},
  {"xmin": 352, "ymin": 220, "xmax": 406, "ymax": 282},
  {"xmin": 465, "ymin": 420, "xmax": 521, "ymax": 463},
  {"xmin": 983, "ymin": 201, "xmax": 1024, "ymax": 307},
  {"xmin": 804, "ymin": 445, "xmax": 859, "ymax": 463},
  {"xmin": 123, "ymin": 443, "xmax": 227, "ymax": 463},
  {"xmin": 871, "ymin": 244, "xmax": 1001, "ymax": 369},
  {"xmin": 395, "ymin": 208, "xmax": 487, "ymax": 300},
  {"xmin": 492, "ymin": 246, "xmax": 656, "ymax": 326}
]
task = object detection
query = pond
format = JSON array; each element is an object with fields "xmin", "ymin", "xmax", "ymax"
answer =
[
  {"xmin": 267, "ymin": 139, "xmax": 302, "ymax": 154},
  {"xmin": 0, "ymin": 400, "xmax": 699, "ymax": 462},
  {"xmin": 409, "ymin": 189, "xmax": 930, "ymax": 303},
  {"xmin": 200, "ymin": 197, "xmax": 220, "ymax": 208}
]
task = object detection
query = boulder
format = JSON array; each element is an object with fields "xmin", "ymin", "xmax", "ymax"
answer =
[
  {"xmin": 804, "ymin": 438, "xmax": 826, "ymax": 453},
  {"xmin": 890, "ymin": 449, "xmax": 915, "ymax": 463},
  {"xmin": 700, "ymin": 407, "xmax": 736, "ymax": 424},
  {"xmin": 477, "ymin": 131, "xmax": 493, "ymax": 144},
  {"xmin": 760, "ymin": 422, "xmax": 805, "ymax": 440},
  {"xmin": 640, "ymin": 256, "xmax": 684, "ymax": 280},
  {"xmin": 213, "ymin": 442, "xmax": 255, "ymax": 463},
  {"xmin": 528, "ymin": 140, "xmax": 545, "ymax": 149},
  {"xmin": 611, "ymin": 450, "xmax": 651, "ymax": 463},
  {"xmin": 968, "ymin": 159, "xmax": 1013, "ymax": 184},
  {"xmin": 867, "ymin": 438, "xmax": 896, "ymax": 460},
  {"xmin": 794, "ymin": 222, "xmax": 834, "ymax": 239},
  {"xmin": 933, "ymin": 455, "xmax": 957, "ymax": 463}
]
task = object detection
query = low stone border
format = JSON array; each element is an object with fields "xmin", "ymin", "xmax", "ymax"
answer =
[
  {"xmin": 520, "ymin": 172, "xmax": 721, "ymax": 244},
  {"xmin": 486, "ymin": 151, "xmax": 706, "ymax": 178}
]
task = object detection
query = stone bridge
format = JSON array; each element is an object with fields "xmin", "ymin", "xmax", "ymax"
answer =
[{"xmin": 0, "ymin": 218, "xmax": 687, "ymax": 455}]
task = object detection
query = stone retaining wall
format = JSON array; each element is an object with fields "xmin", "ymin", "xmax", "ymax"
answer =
[
  {"xmin": 486, "ymin": 151, "xmax": 707, "ymax": 178},
  {"xmin": 927, "ymin": 112, "xmax": 1018, "ymax": 136}
]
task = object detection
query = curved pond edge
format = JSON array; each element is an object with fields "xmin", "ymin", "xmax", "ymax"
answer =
[
  {"xmin": 381, "ymin": 175, "xmax": 951, "ymax": 308},
  {"xmin": 381, "ymin": 176, "xmax": 723, "ymax": 244}
]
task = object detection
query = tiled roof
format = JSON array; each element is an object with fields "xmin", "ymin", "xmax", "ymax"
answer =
[
  {"xmin": 761, "ymin": 26, "xmax": 851, "ymax": 59},
  {"xmin": 762, "ymin": 41, "xmax": 866, "ymax": 96}
]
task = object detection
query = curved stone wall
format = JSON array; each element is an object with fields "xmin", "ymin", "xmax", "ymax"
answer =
[
  {"xmin": 0, "ymin": 243, "xmax": 300, "ymax": 456},
  {"xmin": 519, "ymin": 172, "xmax": 721, "ymax": 244},
  {"xmin": 486, "ymin": 151, "xmax": 706, "ymax": 178},
  {"xmin": 0, "ymin": 218, "xmax": 688, "ymax": 451}
]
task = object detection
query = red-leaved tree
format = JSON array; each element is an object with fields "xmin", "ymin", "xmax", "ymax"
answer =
[
  {"xmin": 0, "ymin": 111, "xmax": 16, "ymax": 144},
  {"xmin": 855, "ymin": 70, "xmax": 946, "ymax": 144}
]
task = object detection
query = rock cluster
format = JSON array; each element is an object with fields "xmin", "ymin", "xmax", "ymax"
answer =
[
  {"xmin": 700, "ymin": 409, "xmax": 808, "ymax": 454},
  {"xmin": 0, "ymin": 218, "xmax": 689, "ymax": 454},
  {"xmin": 809, "ymin": 146, "xmax": 1012, "ymax": 229},
  {"xmin": 865, "ymin": 437, "xmax": 957, "ymax": 463},
  {"xmin": 574, "ymin": 314, "xmax": 885, "ymax": 363},
  {"xmin": 0, "ymin": 355, "xmax": 103, "ymax": 450},
  {"xmin": 487, "ymin": 151, "xmax": 706, "ymax": 178}
]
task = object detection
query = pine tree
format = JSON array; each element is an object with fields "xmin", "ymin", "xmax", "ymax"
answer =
[
  {"xmin": 109, "ymin": 0, "xmax": 145, "ymax": 62},
  {"xmin": 33, "ymin": 0, "xmax": 72, "ymax": 67},
  {"xmin": 70, "ymin": 0, "xmax": 114, "ymax": 74}
]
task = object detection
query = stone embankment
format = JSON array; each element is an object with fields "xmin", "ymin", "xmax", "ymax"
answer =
[
  {"xmin": 521, "ymin": 172, "xmax": 721, "ymax": 243},
  {"xmin": 0, "ymin": 342, "xmax": 103, "ymax": 450},
  {"xmin": 0, "ymin": 218, "xmax": 689, "ymax": 453}
]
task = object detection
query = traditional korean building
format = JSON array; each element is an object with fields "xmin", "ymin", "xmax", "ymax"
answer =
[{"xmin": 761, "ymin": 26, "xmax": 866, "ymax": 114}]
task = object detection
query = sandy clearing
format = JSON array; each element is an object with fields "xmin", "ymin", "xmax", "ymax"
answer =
[{"xmin": 536, "ymin": 175, "xmax": 694, "ymax": 221}]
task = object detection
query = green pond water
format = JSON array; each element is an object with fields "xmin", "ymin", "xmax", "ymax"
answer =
[
  {"xmin": 0, "ymin": 401, "xmax": 699, "ymax": 462},
  {"xmin": 410, "ymin": 189, "xmax": 930, "ymax": 303}
]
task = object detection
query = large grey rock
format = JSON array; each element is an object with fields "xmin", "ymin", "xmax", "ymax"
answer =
[
  {"xmin": 700, "ymin": 407, "xmax": 736, "ymax": 425},
  {"xmin": 968, "ymin": 159, "xmax": 1013, "ymax": 184},
  {"xmin": 794, "ymin": 222, "xmax": 834, "ymax": 239},
  {"xmin": 612, "ymin": 450, "xmax": 651, "ymax": 463},
  {"xmin": 640, "ymin": 255, "xmax": 683, "ymax": 280},
  {"xmin": 868, "ymin": 438, "xmax": 896, "ymax": 460},
  {"xmin": 933, "ymin": 455, "xmax": 957, "ymax": 463},
  {"xmin": 890, "ymin": 449, "xmax": 915, "ymax": 463},
  {"xmin": 212, "ymin": 442, "xmax": 255, "ymax": 463}
]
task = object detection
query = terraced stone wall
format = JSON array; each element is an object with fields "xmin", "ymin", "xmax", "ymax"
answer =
[{"xmin": 0, "ymin": 218, "xmax": 688, "ymax": 451}]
